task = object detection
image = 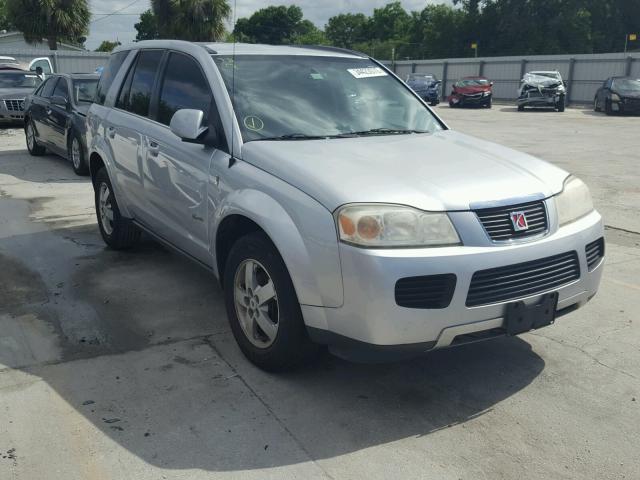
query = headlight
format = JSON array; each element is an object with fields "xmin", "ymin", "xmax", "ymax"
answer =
[
  {"xmin": 483, "ymin": 91, "xmax": 490, "ymax": 96},
  {"xmin": 336, "ymin": 204, "xmax": 460, "ymax": 248},
  {"xmin": 555, "ymin": 176, "xmax": 594, "ymax": 226},
  {"xmin": 611, "ymin": 93, "xmax": 621, "ymax": 102}
]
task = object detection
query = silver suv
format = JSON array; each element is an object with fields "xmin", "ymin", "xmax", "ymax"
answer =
[{"xmin": 87, "ymin": 41, "xmax": 604, "ymax": 370}]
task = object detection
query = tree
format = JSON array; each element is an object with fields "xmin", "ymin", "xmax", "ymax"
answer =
[
  {"xmin": 134, "ymin": 10, "xmax": 159, "ymax": 41},
  {"xmin": 151, "ymin": 0, "xmax": 230, "ymax": 41},
  {"xmin": 325, "ymin": 13, "xmax": 368, "ymax": 49},
  {"xmin": 367, "ymin": 2, "xmax": 411, "ymax": 42},
  {"xmin": 5, "ymin": 0, "xmax": 90, "ymax": 50},
  {"xmin": 0, "ymin": 0, "xmax": 12, "ymax": 31},
  {"xmin": 233, "ymin": 5, "xmax": 319, "ymax": 45},
  {"xmin": 95, "ymin": 40, "xmax": 121, "ymax": 52}
]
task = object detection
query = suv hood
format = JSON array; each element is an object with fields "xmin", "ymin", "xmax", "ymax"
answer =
[{"xmin": 240, "ymin": 130, "xmax": 568, "ymax": 212}]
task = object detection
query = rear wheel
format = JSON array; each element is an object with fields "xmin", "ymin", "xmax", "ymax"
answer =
[
  {"xmin": 25, "ymin": 120, "xmax": 46, "ymax": 156},
  {"xmin": 94, "ymin": 168, "xmax": 140, "ymax": 249},
  {"xmin": 223, "ymin": 232, "xmax": 319, "ymax": 371},
  {"xmin": 69, "ymin": 131, "xmax": 89, "ymax": 176}
]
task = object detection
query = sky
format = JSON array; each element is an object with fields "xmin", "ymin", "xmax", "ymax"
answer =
[{"xmin": 86, "ymin": 0, "xmax": 445, "ymax": 50}]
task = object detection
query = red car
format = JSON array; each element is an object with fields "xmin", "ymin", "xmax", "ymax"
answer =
[{"xmin": 449, "ymin": 76, "xmax": 493, "ymax": 108}]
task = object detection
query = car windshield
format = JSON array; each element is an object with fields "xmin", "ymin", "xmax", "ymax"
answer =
[
  {"xmin": 407, "ymin": 74, "xmax": 436, "ymax": 85},
  {"xmin": 213, "ymin": 55, "xmax": 442, "ymax": 142},
  {"xmin": 456, "ymin": 79, "xmax": 490, "ymax": 87},
  {"xmin": 612, "ymin": 78, "xmax": 640, "ymax": 91},
  {"xmin": 72, "ymin": 79, "xmax": 98, "ymax": 103},
  {"xmin": 0, "ymin": 72, "xmax": 41, "ymax": 88}
]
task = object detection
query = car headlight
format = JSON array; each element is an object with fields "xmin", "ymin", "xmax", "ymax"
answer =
[
  {"xmin": 483, "ymin": 91, "xmax": 490, "ymax": 96},
  {"xmin": 611, "ymin": 93, "xmax": 621, "ymax": 102},
  {"xmin": 336, "ymin": 204, "xmax": 460, "ymax": 248},
  {"xmin": 555, "ymin": 176, "xmax": 594, "ymax": 226}
]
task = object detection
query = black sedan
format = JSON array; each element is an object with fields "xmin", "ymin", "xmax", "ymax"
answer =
[
  {"xmin": 23, "ymin": 73, "xmax": 99, "ymax": 175},
  {"xmin": 594, "ymin": 76, "xmax": 640, "ymax": 115}
]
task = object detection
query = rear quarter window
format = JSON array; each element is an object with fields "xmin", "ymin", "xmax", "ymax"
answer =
[{"xmin": 95, "ymin": 51, "xmax": 129, "ymax": 105}]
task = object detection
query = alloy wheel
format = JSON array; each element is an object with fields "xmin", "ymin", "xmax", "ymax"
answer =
[
  {"xmin": 71, "ymin": 138, "xmax": 81, "ymax": 170},
  {"xmin": 98, "ymin": 182, "xmax": 114, "ymax": 235},
  {"xmin": 26, "ymin": 123, "xmax": 35, "ymax": 151},
  {"xmin": 233, "ymin": 259, "xmax": 279, "ymax": 348}
]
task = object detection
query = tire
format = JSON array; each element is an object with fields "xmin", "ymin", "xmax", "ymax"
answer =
[
  {"xmin": 517, "ymin": 105, "xmax": 525, "ymax": 111},
  {"xmin": 605, "ymin": 99, "xmax": 613, "ymax": 116},
  {"xmin": 556, "ymin": 95, "xmax": 565, "ymax": 112},
  {"xmin": 594, "ymin": 97, "xmax": 600, "ymax": 112},
  {"xmin": 68, "ymin": 131, "xmax": 89, "ymax": 176},
  {"xmin": 94, "ymin": 168, "xmax": 140, "ymax": 249},
  {"xmin": 25, "ymin": 120, "xmax": 46, "ymax": 156},
  {"xmin": 485, "ymin": 98, "xmax": 492, "ymax": 108},
  {"xmin": 449, "ymin": 100, "xmax": 456, "ymax": 108},
  {"xmin": 430, "ymin": 100, "xmax": 438, "ymax": 107},
  {"xmin": 223, "ymin": 232, "xmax": 319, "ymax": 371}
]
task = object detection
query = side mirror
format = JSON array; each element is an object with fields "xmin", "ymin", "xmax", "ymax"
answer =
[
  {"xmin": 490, "ymin": 81, "xmax": 494, "ymax": 87},
  {"xmin": 170, "ymin": 109, "xmax": 208, "ymax": 143},
  {"xmin": 50, "ymin": 95, "xmax": 68, "ymax": 107}
]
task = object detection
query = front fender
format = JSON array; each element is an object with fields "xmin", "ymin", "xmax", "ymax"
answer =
[{"xmin": 213, "ymin": 187, "xmax": 343, "ymax": 313}]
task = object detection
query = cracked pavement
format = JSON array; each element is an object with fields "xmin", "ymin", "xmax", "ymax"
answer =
[{"xmin": 1, "ymin": 106, "xmax": 639, "ymax": 480}]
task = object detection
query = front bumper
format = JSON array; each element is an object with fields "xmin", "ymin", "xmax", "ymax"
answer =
[
  {"xmin": 611, "ymin": 97, "xmax": 640, "ymax": 114},
  {"xmin": 517, "ymin": 91, "xmax": 562, "ymax": 107},
  {"xmin": 452, "ymin": 93, "xmax": 492, "ymax": 105},
  {"xmin": 303, "ymin": 209, "xmax": 603, "ymax": 361}
]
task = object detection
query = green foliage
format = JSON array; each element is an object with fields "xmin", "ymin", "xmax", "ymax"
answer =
[
  {"xmin": 325, "ymin": 13, "xmax": 368, "ymax": 49},
  {"xmin": 0, "ymin": 0, "xmax": 12, "ymax": 31},
  {"xmin": 134, "ymin": 10, "xmax": 159, "ymax": 41},
  {"xmin": 95, "ymin": 40, "xmax": 121, "ymax": 52},
  {"xmin": 233, "ymin": 5, "xmax": 317, "ymax": 45},
  {"xmin": 5, "ymin": 0, "xmax": 90, "ymax": 50},
  {"xmin": 151, "ymin": 0, "xmax": 230, "ymax": 41}
]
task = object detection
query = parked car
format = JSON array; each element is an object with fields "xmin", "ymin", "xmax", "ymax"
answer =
[
  {"xmin": 405, "ymin": 73, "xmax": 441, "ymax": 105},
  {"xmin": 517, "ymin": 71, "xmax": 566, "ymax": 111},
  {"xmin": 87, "ymin": 41, "xmax": 603, "ymax": 370},
  {"xmin": 594, "ymin": 76, "xmax": 640, "ymax": 115},
  {"xmin": 449, "ymin": 76, "xmax": 493, "ymax": 108},
  {"xmin": 0, "ymin": 70, "xmax": 42, "ymax": 125},
  {"xmin": 0, "ymin": 56, "xmax": 54, "ymax": 74},
  {"xmin": 24, "ymin": 73, "xmax": 99, "ymax": 175}
]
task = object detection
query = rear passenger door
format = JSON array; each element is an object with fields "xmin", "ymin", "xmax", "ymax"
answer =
[
  {"xmin": 30, "ymin": 76, "xmax": 57, "ymax": 143},
  {"xmin": 48, "ymin": 76, "xmax": 71, "ymax": 151},
  {"xmin": 140, "ymin": 51, "xmax": 217, "ymax": 263},
  {"xmin": 107, "ymin": 49, "xmax": 165, "ymax": 219}
]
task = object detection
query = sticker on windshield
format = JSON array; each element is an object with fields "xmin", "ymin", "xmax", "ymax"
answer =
[
  {"xmin": 347, "ymin": 67, "xmax": 388, "ymax": 79},
  {"xmin": 244, "ymin": 115, "xmax": 264, "ymax": 131}
]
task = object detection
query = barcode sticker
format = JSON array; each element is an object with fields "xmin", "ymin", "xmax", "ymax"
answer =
[{"xmin": 347, "ymin": 67, "xmax": 388, "ymax": 79}]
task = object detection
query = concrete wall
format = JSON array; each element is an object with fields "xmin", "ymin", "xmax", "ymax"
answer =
[
  {"xmin": 0, "ymin": 48, "xmax": 109, "ymax": 74},
  {"xmin": 388, "ymin": 52, "xmax": 640, "ymax": 105}
]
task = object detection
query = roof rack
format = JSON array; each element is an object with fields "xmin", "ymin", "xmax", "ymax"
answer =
[{"xmin": 290, "ymin": 45, "xmax": 368, "ymax": 58}]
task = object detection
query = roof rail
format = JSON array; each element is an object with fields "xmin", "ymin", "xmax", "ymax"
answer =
[{"xmin": 290, "ymin": 45, "xmax": 368, "ymax": 58}]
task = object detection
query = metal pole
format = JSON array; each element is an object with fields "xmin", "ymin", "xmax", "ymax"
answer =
[{"xmin": 624, "ymin": 34, "xmax": 628, "ymax": 55}]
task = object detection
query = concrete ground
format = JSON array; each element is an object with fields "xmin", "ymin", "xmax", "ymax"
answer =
[{"xmin": 0, "ymin": 106, "xmax": 638, "ymax": 480}]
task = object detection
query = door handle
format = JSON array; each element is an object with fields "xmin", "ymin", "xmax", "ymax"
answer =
[
  {"xmin": 46, "ymin": 108, "xmax": 52, "ymax": 115},
  {"xmin": 107, "ymin": 127, "xmax": 116, "ymax": 139},
  {"xmin": 148, "ymin": 141, "xmax": 160, "ymax": 157}
]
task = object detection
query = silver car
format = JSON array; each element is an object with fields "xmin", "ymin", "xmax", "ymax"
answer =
[{"xmin": 87, "ymin": 41, "xmax": 604, "ymax": 370}]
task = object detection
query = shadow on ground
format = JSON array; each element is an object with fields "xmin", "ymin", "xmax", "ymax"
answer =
[{"xmin": 0, "ymin": 216, "xmax": 546, "ymax": 472}]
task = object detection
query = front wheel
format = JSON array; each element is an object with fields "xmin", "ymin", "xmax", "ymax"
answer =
[
  {"xmin": 69, "ymin": 131, "xmax": 89, "ymax": 176},
  {"xmin": 605, "ymin": 99, "xmax": 614, "ymax": 116},
  {"xmin": 485, "ymin": 98, "xmax": 492, "ymax": 108},
  {"xmin": 556, "ymin": 95, "xmax": 565, "ymax": 112},
  {"xmin": 594, "ymin": 97, "xmax": 601, "ymax": 112},
  {"xmin": 94, "ymin": 168, "xmax": 140, "ymax": 249},
  {"xmin": 25, "ymin": 120, "xmax": 46, "ymax": 156},
  {"xmin": 517, "ymin": 105, "xmax": 525, "ymax": 111},
  {"xmin": 223, "ymin": 232, "xmax": 319, "ymax": 371}
]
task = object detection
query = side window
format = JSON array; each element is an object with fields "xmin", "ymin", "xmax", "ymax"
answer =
[
  {"xmin": 95, "ymin": 51, "xmax": 129, "ymax": 105},
  {"xmin": 117, "ymin": 50, "xmax": 163, "ymax": 117},
  {"xmin": 31, "ymin": 58, "xmax": 52, "ymax": 74},
  {"xmin": 158, "ymin": 52, "xmax": 212, "ymax": 126},
  {"xmin": 40, "ymin": 77, "xmax": 58, "ymax": 98},
  {"xmin": 52, "ymin": 77, "xmax": 69, "ymax": 100},
  {"xmin": 116, "ymin": 57, "xmax": 136, "ymax": 111}
]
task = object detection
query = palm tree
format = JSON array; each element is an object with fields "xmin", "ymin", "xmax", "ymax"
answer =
[
  {"xmin": 6, "ymin": 0, "xmax": 90, "ymax": 50},
  {"xmin": 152, "ymin": 0, "xmax": 231, "ymax": 42}
]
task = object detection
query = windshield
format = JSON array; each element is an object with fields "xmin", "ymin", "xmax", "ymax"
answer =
[
  {"xmin": 456, "ymin": 79, "xmax": 490, "ymax": 87},
  {"xmin": 214, "ymin": 55, "xmax": 442, "ymax": 142},
  {"xmin": 531, "ymin": 72, "xmax": 561, "ymax": 80},
  {"xmin": 0, "ymin": 72, "xmax": 41, "ymax": 88},
  {"xmin": 407, "ymin": 74, "xmax": 436, "ymax": 85},
  {"xmin": 612, "ymin": 78, "xmax": 640, "ymax": 91},
  {"xmin": 72, "ymin": 79, "xmax": 98, "ymax": 103}
]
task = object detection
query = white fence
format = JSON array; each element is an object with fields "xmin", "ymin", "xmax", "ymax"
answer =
[
  {"xmin": 387, "ymin": 51, "xmax": 640, "ymax": 105},
  {"xmin": 0, "ymin": 48, "xmax": 109, "ymax": 74}
]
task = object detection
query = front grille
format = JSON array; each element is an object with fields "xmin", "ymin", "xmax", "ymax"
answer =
[
  {"xmin": 585, "ymin": 237, "xmax": 605, "ymax": 271},
  {"xmin": 4, "ymin": 99, "xmax": 24, "ymax": 112},
  {"xmin": 466, "ymin": 251, "xmax": 580, "ymax": 307},
  {"xmin": 475, "ymin": 200, "xmax": 548, "ymax": 241},
  {"xmin": 395, "ymin": 274, "xmax": 456, "ymax": 309}
]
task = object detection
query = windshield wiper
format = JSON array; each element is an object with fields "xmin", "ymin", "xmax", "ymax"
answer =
[
  {"xmin": 258, "ymin": 133, "xmax": 328, "ymax": 141},
  {"xmin": 338, "ymin": 128, "xmax": 429, "ymax": 137}
]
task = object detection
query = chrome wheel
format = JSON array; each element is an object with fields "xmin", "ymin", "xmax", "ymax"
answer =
[
  {"xmin": 233, "ymin": 259, "xmax": 279, "ymax": 348},
  {"xmin": 98, "ymin": 183, "xmax": 114, "ymax": 236},
  {"xmin": 26, "ymin": 123, "xmax": 35, "ymax": 150},
  {"xmin": 71, "ymin": 138, "xmax": 81, "ymax": 169}
]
